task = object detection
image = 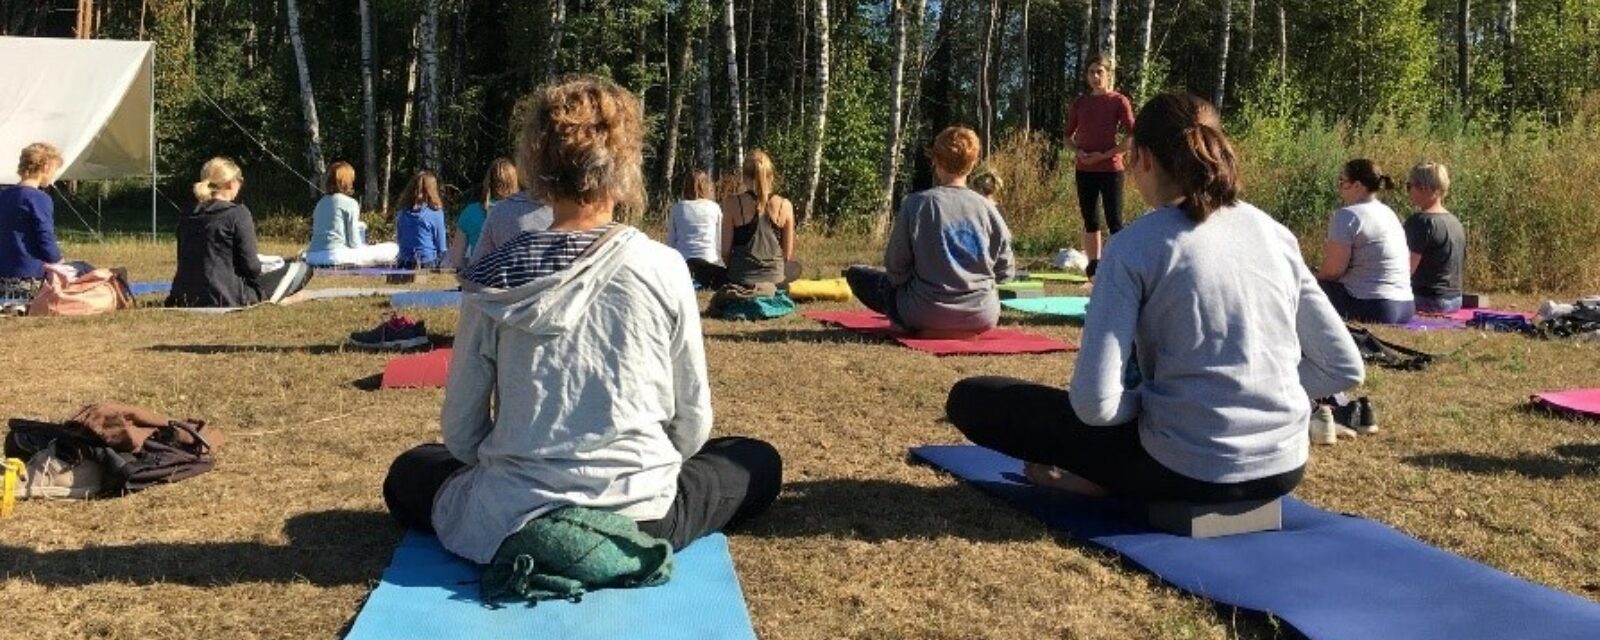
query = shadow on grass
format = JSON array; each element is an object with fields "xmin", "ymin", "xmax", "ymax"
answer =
[
  {"xmin": 1403, "ymin": 443, "xmax": 1600, "ymax": 479},
  {"xmin": 0, "ymin": 509, "xmax": 399, "ymax": 587},
  {"xmin": 706, "ymin": 327, "xmax": 892, "ymax": 348},
  {"xmin": 352, "ymin": 373, "xmax": 386, "ymax": 391},
  {"xmin": 743, "ymin": 477, "xmax": 1062, "ymax": 543},
  {"xmin": 147, "ymin": 343, "xmax": 348, "ymax": 355}
]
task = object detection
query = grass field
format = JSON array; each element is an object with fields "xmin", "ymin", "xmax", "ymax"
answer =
[{"xmin": 1, "ymin": 235, "xmax": 1597, "ymax": 639}]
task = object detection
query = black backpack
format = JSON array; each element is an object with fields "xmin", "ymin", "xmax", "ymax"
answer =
[{"xmin": 3, "ymin": 418, "xmax": 216, "ymax": 496}]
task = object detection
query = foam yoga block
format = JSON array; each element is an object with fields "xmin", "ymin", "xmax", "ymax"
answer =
[
  {"xmin": 1146, "ymin": 499, "xmax": 1282, "ymax": 538},
  {"xmin": 1001, "ymin": 296, "xmax": 1091, "ymax": 319},
  {"xmin": 1531, "ymin": 388, "xmax": 1600, "ymax": 420},
  {"xmin": 346, "ymin": 533, "xmax": 757, "ymax": 640},
  {"xmin": 381, "ymin": 348, "xmax": 452, "ymax": 389},
  {"xmin": 802, "ymin": 310, "xmax": 1075, "ymax": 356},
  {"xmin": 911, "ymin": 444, "xmax": 1600, "ymax": 640}
]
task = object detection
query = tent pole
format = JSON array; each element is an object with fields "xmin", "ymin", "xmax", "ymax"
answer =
[{"xmin": 149, "ymin": 47, "xmax": 157, "ymax": 242}]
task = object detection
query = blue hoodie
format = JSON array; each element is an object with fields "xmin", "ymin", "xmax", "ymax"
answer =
[
  {"xmin": 0, "ymin": 186, "xmax": 62, "ymax": 279},
  {"xmin": 397, "ymin": 205, "xmax": 448, "ymax": 268}
]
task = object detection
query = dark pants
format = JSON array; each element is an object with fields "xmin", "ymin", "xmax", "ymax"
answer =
[
  {"xmin": 944, "ymin": 376, "xmax": 1302, "ymax": 503},
  {"xmin": 258, "ymin": 260, "xmax": 312, "ymax": 303},
  {"xmin": 383, "ymin": 437, "xmax": 783, "ymax": 550},
  {"xmin": 842, "ymin": 265, "xmax": 902, "ymax": 325},
  {"xmin": 1319, "ymin": 280, "xmax": 1416, "ymax": 324},
  {"xmin": 1075, "ymin": 171, "xmax": 1125, "ymax": 234},
  {"xmin": 1415, "ymin": 293, "xmax": 1463, "ymax": 314},
  {"xmin": 687, "ymin": 258, "xmax": 802, "ymax": 288}
]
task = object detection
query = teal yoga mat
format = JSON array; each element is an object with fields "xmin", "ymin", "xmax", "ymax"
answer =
[
  {"xmin": 345, "ymin": 532, "xmax": 758, "ymax": 640},
  {"xmin": 1022, "ymin": 271, "xmax": 1089, "ymax": 284},
  {"xmin": 1001, "ymin": 296, "xmax": 1090, "ymax": 318}
]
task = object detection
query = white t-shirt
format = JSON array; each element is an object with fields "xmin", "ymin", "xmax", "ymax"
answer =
[
  {"xmin": 665, "ymin": 199, "xmax": 722, "ymax": 263},
  {"xmin": 1327, "ymin": 198, "xmax": 1414, "ymax": 301}
]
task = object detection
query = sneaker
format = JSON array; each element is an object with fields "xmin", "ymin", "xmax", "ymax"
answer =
[
  {"xmin": 1309, "ymin": 406, "xmax": 1338, "ymax": 445},
  {"xmin": 1331, "ymin": 401, "xmax": 1363, "ymax": 438},
  {"xmin": 349, "ymin": 314, "xmax": 430, "ymax": 350},
  {"xmin": 14, "ymin": 443, "xmax": 102, "ymax": 499},
  {"xmin": 1353, "ymin": 397, "xmax": 1380, "ymax": 434}
]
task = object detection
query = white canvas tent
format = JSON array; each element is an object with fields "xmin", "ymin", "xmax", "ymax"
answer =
[{"xmin": 0, "ymin": 36, "xmax": 155, "ymax": 234}]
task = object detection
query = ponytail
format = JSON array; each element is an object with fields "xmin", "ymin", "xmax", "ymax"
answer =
[
  {"xmin": 1342, "ymin": 158, "xmax": 1392, "ymax": 192},
  {"xmin": 193, "ymin": 157, "xmax": 242, "ymax": 202},
  {"xmin": 1131, "ymin": 93, "xmax": 1240, "ymax": 223}
]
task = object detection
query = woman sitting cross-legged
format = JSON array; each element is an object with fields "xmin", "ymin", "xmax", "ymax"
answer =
[
  {"xmin": 844, "ymin": 126, "xmax": 1015, "ymax": 336},
  {"xmin": 305, "ymin": 161, "xmax": 399, "ymax": 267},
  {"xmin": 383, "ymin": 77, "xmax": 783, "ymax": 577},
  {"xmin": 167, "ymin": 158, "xmax": 311, "ymax": 308},
  {"xmin": 1316, "ymin": 159, "xmax": 1415, "ymax": 324},
  {"xmin": 686, "ymin": 150, "xmax": 800, "ymax": 288},
  {"xmin": 946, "ymin": 93, "xmax": 1364, "ymax": 503}
]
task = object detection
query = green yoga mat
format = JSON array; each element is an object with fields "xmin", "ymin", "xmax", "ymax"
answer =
[
  {"xmin": 1023, "ymin": 271, "xmax": 1090, "ymax": 284},
  {"xmin": 1001, "ymin": 296, "xmax": 1090, "ymax": 318},
  {"xmin": 996, "ymin": 280, "xmax": 1044, "ymax": 292}
]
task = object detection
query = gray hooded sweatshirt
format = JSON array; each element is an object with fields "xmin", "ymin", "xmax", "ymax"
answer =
[{"xmin": 431, "ymin": 227, "xmax": 712, "ymax": 564}]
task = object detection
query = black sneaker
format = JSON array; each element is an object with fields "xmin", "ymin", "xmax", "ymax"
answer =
[
  {"xmin": 1328, "ymin": 401, "xmax": 1361, "ymax": 439},
  {"xmin": 1354, "ymin": 397, "xmax": 1380, "ymax": 434},
  {"xmin": 348, "ymin": 314, "xmax": 430, "ymax": 350}
]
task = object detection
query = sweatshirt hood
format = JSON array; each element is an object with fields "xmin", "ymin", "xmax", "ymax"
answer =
[
  {"xmin": 190, "ymin": 199, "xmax": 245, "ymax": 217},
  {"xmin": 459, "ymin": 226, "xmax": 642, "ymax": 337}
]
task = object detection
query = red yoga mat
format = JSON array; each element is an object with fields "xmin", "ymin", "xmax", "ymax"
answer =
[
  {"xmin": 1531, "ymin": 388, "xmax": 1600, "ymax": 420},
  {"xmin": 802, "ymin": 310, "xmax": 1075, "ymax": 356},
  {"xmin": 380, "ymin": 348, "xmax": 453, "ymax": 389}
]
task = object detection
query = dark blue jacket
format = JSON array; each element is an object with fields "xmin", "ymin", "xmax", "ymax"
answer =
[{"xmin": 0, "ymin": 186, "xmax": 62, "ymax": 279}]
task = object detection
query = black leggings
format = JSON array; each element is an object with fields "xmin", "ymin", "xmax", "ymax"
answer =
[
  {"xmin": 944, "ymin": 376, "xmax": 1302, "ymax": 503},
  {"xmin": 1075, "ymin": 171, "xmax": 1125, "ymax": 234},
  {"xmin": 383, "ymin": 437, "xmax": 783, "ymax": 551},
  {"xmin": 687, "ymin": 258, "xmax": 802, "ymax": 288}
]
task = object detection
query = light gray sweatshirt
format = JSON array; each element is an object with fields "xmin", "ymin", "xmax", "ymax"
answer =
[
  {"xmin": 432, "ymin": 228, "xmax": 712, "ymax": 563},
  {"xmin": 886, "ymin": 185, "xmax": 1016, "ymax": 332},
  {"xmin": 469, "ymin": 192, "xmax": 553, "ymax": 264},
  {"xmin": 1071, "ymin": 203, "xmax": 1364, "ymax": 483}
]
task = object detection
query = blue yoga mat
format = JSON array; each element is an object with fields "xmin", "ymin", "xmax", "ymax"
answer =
[
  {"xmin": 1001, "ymin": 296, "xmax": 1090, "ymax": 318},
  {"xmin": 390, "ymin": 290, "xmax": 461, "ymax": 309},
  {"xmin": 911, "ymin": 445, "xmax": 1600, "ymax": 640},
  {"xmin": 129, "ymin": 281, "xmax": 171, "ymax": 296},
  {"xmin": 345, "ymin": 532, "xmax": 757, "ymax": 640}
]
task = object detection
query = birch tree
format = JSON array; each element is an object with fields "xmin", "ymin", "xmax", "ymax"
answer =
[
  {"xmin": 284, "ymin": 0, "xmax": 326, "ymax": 181},
  {"xmin": 1134, "ymin": 0, "xmax": 1156, "ymax": 97},
  {"xmin": 359, "ymin": 0, "xmax": 379, "ymax": 208},
  {"xmin": 695, "ymin": 20, "xmax": 716, "ymax": 174},
  {"xmin": 1215, "ymin": 0, "xmax": 1232, "ymax": 111},
  {"xmin": 722, "ymin": 0, "xmax": 745, "ymax": 167},
  {"xmin": 659, "ymin": 8, "xmax": 697, "ymax": 196},
  {"xmin": 546, "ymin": 0, "xmax": 566, "ymax": 80},
  {"xmin": 801, "ymin": 0, "xmax": 830, "ymax": 225},
  {"xmin": 1097, "ymin": 0, "xmax": 1117, "ymax": 60},
  {"xmin": 979, "ymin": 0, "xmax": 999, "ymax": 155},
  {"xmin": 876, "ymin": 0, "xmax": 910, "ymax": 239},
  {"xmin": 1021, "ymin": 0, "xmax": 1032, "ymax": 131},
  {"xmin": 418, "ymin": 0, "xmax": 440, "ymax": 172}
]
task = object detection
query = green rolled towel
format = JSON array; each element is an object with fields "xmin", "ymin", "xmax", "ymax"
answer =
[{"xmin": 481, "ymin": 505, "xmax": 674, "ymax": 604}]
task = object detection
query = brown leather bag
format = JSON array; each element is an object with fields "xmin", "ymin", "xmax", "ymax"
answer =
[
  {"xmin": 27, "ymin": 268, "xmax": 133, "ymax": 317},
  {"xmin": 64, "ymin": 402, "xmax": 226, "ymax": 454}
]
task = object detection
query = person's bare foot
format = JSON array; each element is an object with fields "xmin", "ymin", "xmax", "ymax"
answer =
[{"xmin": 1022, "ymin": 462, "xmax": 1109, "ymax": 497}]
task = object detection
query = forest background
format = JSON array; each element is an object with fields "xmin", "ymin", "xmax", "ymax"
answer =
[{"xmin": 4, "ymin": 0, "xmax": 1599, "ymax": 291}]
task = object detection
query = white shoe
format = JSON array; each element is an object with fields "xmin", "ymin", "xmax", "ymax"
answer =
[{"xmin": 1309, "ymin": 406, "xmax": 1338, "ymax": 446}]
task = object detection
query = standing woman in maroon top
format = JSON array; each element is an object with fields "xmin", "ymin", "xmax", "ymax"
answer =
[{"xmin": 1064, "ymin": 55, "xmax": 1136, "ymax": 277}]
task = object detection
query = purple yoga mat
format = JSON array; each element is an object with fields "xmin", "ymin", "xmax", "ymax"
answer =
[
  {"xmin": 1402, "ymin": 316, "xmax": 1468, "ymax": 331},
  {"xmin": 1531, "ymin": 389, "xmax": 1600, "ymax": 420}
]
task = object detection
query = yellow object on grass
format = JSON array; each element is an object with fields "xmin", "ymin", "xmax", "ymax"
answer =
[
  {"xmin": 2, "ymin": 458, "xmax": 21, "ymax": 518},
  {"xmin": 786, "ymin": 278, "xmax": 853, "ymax": 302}
]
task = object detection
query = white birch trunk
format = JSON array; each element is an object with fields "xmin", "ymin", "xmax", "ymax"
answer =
[
  {"xmin": 285, "ymin": 0, "xmax": 327, "ymax": 181},
  {"xmin": 1135, "ymin": 0, "xmax": 1155, "ymax": 97},
  {"xmin": 801, "ymin": 0, "xmax": 830, "ymax": 225},
  {"xmin": 1215, "ymin": 0, "xmax": 1232, "ymax": 111},
  {"xmin": 419, "ymin": 0, "xmax": 440, "ymax": 172},
  {"xmin": 722, "ymin": 0, "xmax": 745, "ymax": 167},
  {"xmin": 1097, "ymin": 0, "xmax": 1117, "ymax": 60},
  {"xmin": 876, "ymin": 0, "xmax": 910, "ymax": 240}
]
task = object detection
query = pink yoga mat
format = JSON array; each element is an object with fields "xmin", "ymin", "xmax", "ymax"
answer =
[
  {"xmin": 802, "ymin": 310, "xmax": 1075, "ymax": 356},
  {"xmin": 381, "ymin": 348, "xmax": 453, "ymax": 389},
  {"xmin": 1531, "ymin": 389, "xmax": 1600, "ymax": 420}
]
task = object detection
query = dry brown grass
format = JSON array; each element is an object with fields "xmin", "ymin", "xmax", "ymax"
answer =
[{"xmin": 1, "ymin": 235, "xmax": 1597, "ymax": 639}]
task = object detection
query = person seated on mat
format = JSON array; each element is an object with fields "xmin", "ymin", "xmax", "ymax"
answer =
[
  {"xmin": 945, "ymin": 93, "xmax": 1364, "ymax": 503},
  {"xmin": 468, "ymin": 183, "xmax": 553, "ymax": 265},
  {"xmin": 1, "ymin": 142, "xmax": 75, "ymax": 306},
  {"xmin": 844, "ymin": 126, "xmax": 1015, "ymax": 336},
  {"xmin": 167, "ymin": 158, "xmax": 311, "ymax": 308},
  {"xmin": 392, "ymin": 170, "xmax": 449, "ymax": 270},
  {"xmin": 383, "ymin": 76, "xmax": 783, "ymax": 569},
  {"xmin": 666, "ymin": 169, "xmax": 722, "ymax": 269},
  {"xmin": 970, "ymin": 171, "xmax": 1003, "ymax": 204},
  {"xmin": 686, "ymin": 150, "xmax": 800, "ymax": 288},
  {"xmin": 305, "ymin": 161, "xmax": 400, "ymax": 268},
  {"xmin": 1315, "ymin": 159, "xmax": 1415, "ymax": 324},
  {"xmin": 1402, "ymin": 161, "xmax": 1466, "ymax": 315},
  {"xmin": 447, "ymin": 157, "xmax": 518, "ymax": 271}
]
